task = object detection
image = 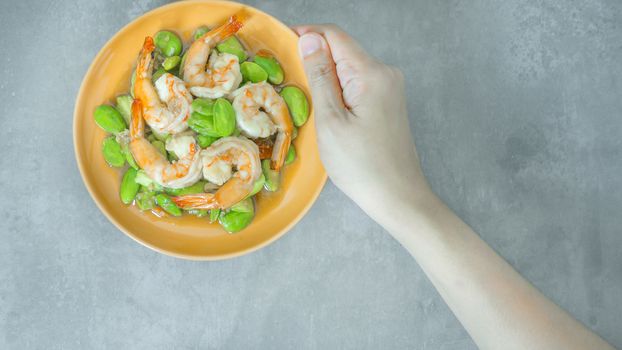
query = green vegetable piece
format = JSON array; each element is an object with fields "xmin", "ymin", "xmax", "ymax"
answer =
[
  {"xmin": 261, "ymin": 159, "xmax": 280, "ymax": 192},
  {"xmin": 115, "ymin": 95, "xmax": 133, "ymax": 125},
  {"xmin": 134, "ymin": 170, "xmax": 154, "ymax": 187},
  {"xmin": 101, "ymin": 137, "xmax": 125, "ymax": 167},
  {"xmin": 150, "ymin": 130, "xmax": 169, "ymax": 142},
  {"xmin": 231, "ymin": 197, "xmax": 254, "ymax": 213},
  {"xmin": 216, "ymin": 36, "xmax": 248, "ymax": 62},
  {"xmin": 155, "ymin": 193, "xmax": 182, "ymax": 217},
  {"xmin": 280, "ymin": 86, "xmax": 309, "ymax": 127},
  {"xmin": 218, "ymin": 210, "xmax": 254, "ymax": 233},
  {"xmin": 135, "ymin": 190, "xmax": 155, "ymax": 211},
  {"xmin": 164, "ymin": 181, "xmax": 206, "ymax": 196},
  {"xmin": 285, "ymin": 144, "xmax": 296, "ymax": 165},
  {"xmin": 191, "ymin": 98, "xmax": 214, "ymax": 116},
  {"xmin": 120, "ymin": 168, "xmax": 140, "ymax": 204},
  {"xmin": 209, "ymin": 209, "xmax": 221, "ymax": 223},
  {"xmin": 154, "ymin": 30, "xmax": 182, "ymax": 57},
  {"xmin": 232, "ymin": 128, "xmax": 241, "ymax": 137},
  {"xmin": 187, "ymin": 209, "xmax": 208, "ymax": 217},
  {"xmin": 197, "ymin": 135, "xmax": 218, "ymax": 148},
  {"xmin": 152, "ymin": 67, "xmax": 166, "ymax": 82},
  {"xmin": 188, "ymin": 111, "xmax": 219, "ymax": 137},
  {"xmin": 254, "ymin": 52, "xmax": 284, "ymax": 85},
  {"xmin": 291, "ymin": 126, "xmax": 298, "ymax": 140},
  {"xmin": 151, "ymin": 140, "xmax": 166, "ymax": 156},
  {"xmin": 248, "ymin": 174, "xmax": 265, "ymax": 197},
  {"xmin": 123, "ymin": 145, "xmax": 139, "ymax": 169},
  {"xmin": 213, "ymin": 98, "xmax": 236, "ymax": 136},
  {"xmin": 193, "ymin": 25, "xmax": 210, "ymax": 41},
  {"xmin": 94, "ymin": 105, "xmax": 126, "ymax": 133},
  {"xmin": 162, "ymin": 55, "xmax": 181, "ymax": 71},
  {"xmin": 134, "ymin": 172, "xmax": 163, "ymax": 192},
  {"xmin": 167, "ymin": 151, "xmax": 178, "ymax": 162},
  {"xmin": 240, "ymin": 61, "xmax": 268, "ymax": 83}
]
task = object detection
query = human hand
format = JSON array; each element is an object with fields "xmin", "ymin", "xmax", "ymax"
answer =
[{"xmin": 293, "ymin": 25, "xmax": 433, "ymax": 226}]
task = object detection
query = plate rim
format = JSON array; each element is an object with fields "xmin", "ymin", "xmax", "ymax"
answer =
[{"xmin": 72, "ymin": 0, "xmax": 327, "ymax": 261}]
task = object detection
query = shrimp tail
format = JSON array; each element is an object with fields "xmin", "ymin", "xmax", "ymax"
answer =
[
  {"xmin": 136, "ymin": 36, "xmax": 155, "ymax": 79},
  {"xmin": 199, "ymin": 13, "xmax": 245, "ymax": 44},
  {"xmin": 271, "ymin": 132, "xmax": 291, "ymax": 171},
  {"xmin": 172, "ymin": 193, "xmax": 217, "ymax": 210},
  {"xmin": 130, "ymin": 99, "xmax": 144, "ymax": 139}
]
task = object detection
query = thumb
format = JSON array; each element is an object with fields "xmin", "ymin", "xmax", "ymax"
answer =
[{"xmin": 298, "ymin": 33, "xmax": 346, "ymax": 115}]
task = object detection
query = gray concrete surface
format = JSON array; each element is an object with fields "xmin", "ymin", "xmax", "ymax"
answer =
[{"xmin": 1, "ymin": 0, "xmax": 621, "ymax": 349}]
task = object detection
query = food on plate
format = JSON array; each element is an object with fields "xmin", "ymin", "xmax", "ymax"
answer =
[{"xmin": 92, "ymin": 14, "xmax": 310, "ymax": 233}]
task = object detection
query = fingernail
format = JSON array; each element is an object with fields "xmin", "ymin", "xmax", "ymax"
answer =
[{"xmin": 299, "ymin": 33, "xmax": 323, "ymax": 58}]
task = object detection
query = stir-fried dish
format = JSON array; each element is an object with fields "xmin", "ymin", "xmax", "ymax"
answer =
[{"xmin": 93, "ymin": 15, "xmax": 310, "ymax": 233}]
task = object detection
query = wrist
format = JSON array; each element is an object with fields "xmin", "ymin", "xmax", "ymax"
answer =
[{"xmin": 359, "ymin": 182, "xmax": 443, "ymax": 236}]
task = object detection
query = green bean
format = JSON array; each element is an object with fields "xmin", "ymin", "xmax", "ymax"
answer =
[
  {"xmin": 213, "ymin": 98, "xmax": 236, "ymax": 136},
  {"xmin": 155, "ymin": 193, "xmax": 182, "ymax": 217},
  {"xmin": 122, "ymin": 144, "xmax": 139, "ymax": 169},
  {"xmin": 280, "ymin": 86, "xmax": 309, "ymax": 127},
  {"xmin": 240, "ymin": 61, "xmax": 268, "ymax": 83},
  {"xmin": 191, "ymin": 98, "xmax": 214, "ymax": 116},
  {"xmin": 261, "ymin": 159, "xmax": 280, "ymax": 192},
  {"xmin": 248, "ymin": 174, "xmax": 265, "ymax": 197},
  {"xmin": 162, "ymin": 55, "xmax": 181, "ymax": 71},
  {"xmin": 216, "ymin": 36, "xmax": 248, "ymax": 62},
  {"xmin": 135, "ymin": 190, "xmax": 155, "ymax": 211},
  {"xmin": 253, "ymin": 52, "xmax": 284, "ymax": 85},
  {"xmin": 154, "ymin": 30, "xmax": 182, "ymax": 57},
  {"xmin": 193, "ymin": 25, "xmax": 210, "ymax": 41},
  {"xmin": 209, "ymin": 208, "xmax": 221, "ymax": 223},
  {"xmin": 115, "ymin": 95, "xmax": 133, "ymax": 125},
  {"xmin": 164, "ymin": 181, "xmax": 206, "ymax": 196},
  {"xmin": 187, "ymin": 209, "xmax": 208, "ymax": 217},
  {"xmin": 231, "ymin": 197, "xmax": 254, "ymax": 213},
  {"xmin": 134, "ymin": 170, "xmax": 154, "ymax": 187},
  {"xmin": 94, "ymin": 105, "xmax": 126, "ymax": 133},
  {"xmin": 135, "ymin": 171, "xmax": 163, "ymax": 192},
  {"xmin": 151, "ymin": 130, "xmax": 169, "ymax": 142},
  {"xmin": 152, "ymin": 67, "xmax": 166, "ymax": 82},
  {"xmin": 188, "ymin": 111, "xmax": 219, "ymax": 137},
  {"xmin": 218, "ymin": 210, "xmax": 254, "ymax": 233},
  {"xmin": 101, "ymin": 136, "xmax": 125, "ymax": 167},
  {"xmin": 285, "ymin": 144, "xmax": 296, "ymax": 165},
  {"xmin": 151, "ymin": 140, "xmax": 166, "ymax": 156},
  {"xmin": 197, "ymin": 135, "xmax": 218, "ymax": 148},
  {"xmin": 167, "ymin": 151, "xmax": 178, "ymax": 162},
  {"xmin": 120, "ymin": 168, "xmax": 140, "ymax": 204}
]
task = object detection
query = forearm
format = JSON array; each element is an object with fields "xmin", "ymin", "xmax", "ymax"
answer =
[{"xmin": 379, "ymin": 191, "xmax": 613, "ymax": 350}]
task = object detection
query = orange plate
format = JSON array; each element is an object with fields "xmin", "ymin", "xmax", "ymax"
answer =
[{"xmin": 73, "ymin": 0, "xmax": 326, "ymax": 260}]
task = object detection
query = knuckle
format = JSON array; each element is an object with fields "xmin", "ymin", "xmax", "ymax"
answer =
[{"xmin": 307, "ymin": 63, "xmax": 335, "ymax": 85}]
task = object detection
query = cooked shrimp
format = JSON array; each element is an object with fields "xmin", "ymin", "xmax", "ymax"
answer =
[
  {"xmin": 231, "ymin": 82, "xmax": 294, "ymax": 170},
  {"xmin": 188, "ymin": 51, "xmax": 243, "ymax": 99},
  {"xmin": 172, "ymin": 137, "xmax": 261, "ymax": 210},
  {"xmin": 134, "ymin": 37, "xmax": 193, "ymax": 135},
  {"xmin": 183, "ymin": 15, "xmax": 244, "ymax": 98},
  {"xmin": 129, "ymin": 99, "xmax": 203, "ymax": 189}
]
